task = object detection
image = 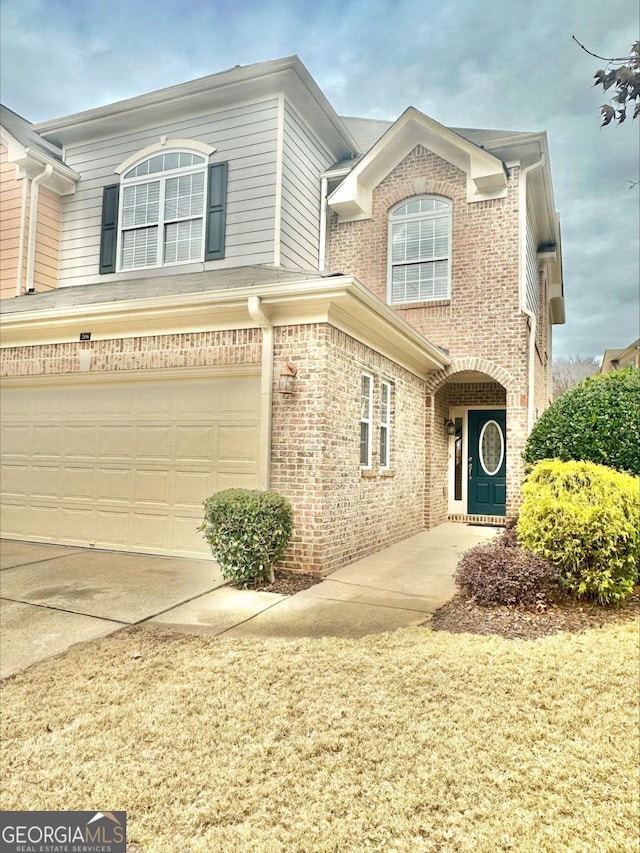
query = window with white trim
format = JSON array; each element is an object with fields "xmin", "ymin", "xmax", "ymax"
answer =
[
  {"xmin": 379, "ymin": 381, "xmax": 391, "ymax": 468},
  {"xmin": 388, "ymin": 196, "xmax": 451, "ymax": 303},
  {"xmin": 118, "ymin": 151, "xmax": 207, "ymax": 271},
  {"xmin": 360, "ymin": 374, "xmax": 373, "ymax": 468}
]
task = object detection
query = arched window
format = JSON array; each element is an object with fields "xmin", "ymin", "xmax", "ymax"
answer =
[
  {"xmin": 118, "ymin": 150, "xmax": 208, "ymax": 270},
  {"xmin": 388, "ymin": 196, "xmax": 451, "ymax": 303}
]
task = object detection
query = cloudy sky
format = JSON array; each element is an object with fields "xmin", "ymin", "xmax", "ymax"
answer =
[{"xmin": 1, "ymin": 0, "xmax": 638, "ymax": 359}]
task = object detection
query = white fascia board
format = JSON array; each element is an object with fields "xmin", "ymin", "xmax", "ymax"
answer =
[
  {"xmin": 0, "ymin": 128, "xmax": 78, "ymax": 195},
  {"xmin": 33, "ymin": 57, "xmax": 359, "ymax": 161},
  {"xmin": 328, "ymin": 107, "xmax": 508, "ymax": 220},
  {"xmin": 0, "ymin": 276, "xmax": 449, "ymax": 377}
]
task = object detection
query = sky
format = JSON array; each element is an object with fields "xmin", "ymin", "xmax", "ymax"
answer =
[{"xmin": 1, "ymin": 0, "xmax": 638, "ymax": 359}]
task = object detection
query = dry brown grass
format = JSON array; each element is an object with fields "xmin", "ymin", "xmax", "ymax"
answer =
[{"xmin": 1, "ymin": 622, "xmax": 638, "ymax": 853}]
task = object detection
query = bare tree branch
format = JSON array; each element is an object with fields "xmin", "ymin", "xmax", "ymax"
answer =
[{"xmin": 571, "ymin": 36, "xmax": 632, "ymax": 63}]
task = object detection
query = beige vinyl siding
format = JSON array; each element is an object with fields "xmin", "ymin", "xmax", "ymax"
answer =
[
  {"xmin": 58, "ymin": 99, "xmax": 280, "ymax": 286},
  {"xmin": 0, "ymin": 144, "xmax": 24, "ymax": 298},
  {"xmin": 33, "ymin": 186, "xmax": 61, "ymax": 292},
  {"xmin": 279, "ymin": 102, "xmax": 333, "ymax": 270}
]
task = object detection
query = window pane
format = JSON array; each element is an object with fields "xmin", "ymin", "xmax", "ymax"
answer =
[
  {"xmin": 164, "ymin": 152, "xmax": 179, "ymax": 170},
  {"xmin": 122, "ymin": 182, "xmax": 159, "ymax": 228},
  {"xmin": 361, "ymin": 375, "xmax": 371, "ymax": 419},
  {"xmin": 148, "ymin": 154, "xmax": 165, "ymax": 174},
  {"xmin": 379, "ymin": 426, "xmax": 388, "ymax": 467},
  {"xmin": 360, "ymin": 422, "xmax": 370, "ymax": 466},
  {"xmin": 164, "ymin": 173, "xmax": 205, "ymax": 221},
  {"xmin": 164, "ymin": 218, "xmax": 203, "ymax": 264},
  {"xmin": 121, "ymin": 226, "xmax": 158, "ymax": 269}
]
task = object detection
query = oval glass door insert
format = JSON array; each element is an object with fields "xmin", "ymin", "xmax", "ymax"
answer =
[{"xmin": 478, "ymin": 420, "xmax": 504, "ymax": 476}]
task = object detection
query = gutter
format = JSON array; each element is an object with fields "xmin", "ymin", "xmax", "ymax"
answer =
[
  {"xmin": 24, "ymin": 164, "xmax": 53, "ymax": 294},
  {"xmin": 247, "ymin": 295, "xmax": 274, "ymax": 490},
  {"xmin": 519, "ymin": 154, "xmax": 545, "ymax": 432}
]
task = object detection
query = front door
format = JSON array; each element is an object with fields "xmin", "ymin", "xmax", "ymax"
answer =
[{"xmin": 467, "ymin": 410, "xmax": 506, "ymax": 516}]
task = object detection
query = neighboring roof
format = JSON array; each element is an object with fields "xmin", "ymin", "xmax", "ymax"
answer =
[
  {"xmin": 0, "ymin": 104, "xmax": 65, "ymax": 163},
  {"xmin": 599, "ymin": 339, "xmax": 640, "ymax": 372},
  {"xmin": 0, "ymin": 103, "xmax": 79, "ymax": 194}
]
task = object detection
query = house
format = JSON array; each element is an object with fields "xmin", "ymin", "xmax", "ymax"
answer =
[
  {"xmin": 0, "ymin": 56, "xmax": 565, "ymax": 576},
  {"xmin": 599, "ymin": 339, "xmax": 640, "ymax": 373}
]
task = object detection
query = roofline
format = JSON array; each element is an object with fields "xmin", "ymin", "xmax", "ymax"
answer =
[
  {"xmin": 0, "ymin": 276, "xmax": 449, "ymax": 378},
  {"xmin": 32, "ymin": 56, "xmax": 360, "ymax": 157}
]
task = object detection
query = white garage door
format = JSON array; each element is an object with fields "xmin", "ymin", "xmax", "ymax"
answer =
[{"xmin": 0, "ymin": 369, "xmax": 261, "ymax": 557}]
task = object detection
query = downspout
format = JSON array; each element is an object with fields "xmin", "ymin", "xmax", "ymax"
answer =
[
  {"xmin": 318, "ymin": 176, "xmax": 328, "ymax": 272},
  {"xmin": 24, "ymin": 163, "xmax": 53, "ymax": 293},
  {"xmin": 247, "ymin": 295, "xmax": 273, "ymax": 491},
  {"xmin": 519, "ymin": 154, "xmax": 545, "ymax": 432},
  {"xmin": 15, "ymin": 175, "xmax": 29, "ymax": 296}
]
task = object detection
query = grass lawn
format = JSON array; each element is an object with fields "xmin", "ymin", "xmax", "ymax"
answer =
[{"xmin": 1, "ymin": 621, "xmax": 638, "ymax": 853}]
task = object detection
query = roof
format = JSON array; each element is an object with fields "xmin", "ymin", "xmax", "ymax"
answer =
[
  {"xmin": 329, "ymin": 115, "xmax": 532, "ymax": 172},
  {"xmin": 600, "ymin": 339, "xmax": 640, "ymax": 372},
  {"xmin": 0, "ymin": 266, "xmax": 328, "ymax": 315},
  {"xmin": 0, "ymin": 104, "xmax": 65, "ymax": 163}
]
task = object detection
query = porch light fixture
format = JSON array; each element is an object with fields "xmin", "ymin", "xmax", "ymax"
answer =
[
  {"xmin": 445, "ymin": 418, "xmax": 456, "ymax": 436},
  {"xmin": 278, "ymin": 363, "xmax": 297, "ymax": 394}
]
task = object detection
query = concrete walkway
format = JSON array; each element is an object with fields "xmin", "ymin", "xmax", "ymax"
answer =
[{"xmin": 0, "ymin": 523, "xmax": 498, "ymax": 678}]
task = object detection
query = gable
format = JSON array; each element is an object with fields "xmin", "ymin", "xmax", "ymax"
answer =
[{"xmin": 328, "ymin": 107, "xmax": 508, "ymax": 221}]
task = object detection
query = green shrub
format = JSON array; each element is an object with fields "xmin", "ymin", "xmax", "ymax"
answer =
[
  {"xmin": 455, "ymin": 537, "xmax": 559, "ymax": 607},
  {"xmin": 518, "ymin": 460, "xmax": 640, "ymax": 604},
  {"xmin": 200, "ymin": 489, "xmax": 294, "ymax": 585},
  {"xmin": 523, "ymin": 366, "xmax": 640, "ymax": 475}
]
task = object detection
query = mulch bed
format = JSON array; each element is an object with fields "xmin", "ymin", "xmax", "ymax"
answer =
[
  {"xmin": 430, "ymin": 588, "xmax": 640, "ymax": 640},
  {"xmin": 243, "ymin": 571, "xmax": 321, "ymax": 596}
]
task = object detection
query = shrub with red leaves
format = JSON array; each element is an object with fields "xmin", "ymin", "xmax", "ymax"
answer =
[{"xmin": 455, "ymin": 539, "xmax": 559, "ymax": 608}]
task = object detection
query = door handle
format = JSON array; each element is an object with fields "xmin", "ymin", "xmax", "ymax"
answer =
[{"xmin": 468, "ymin": 457, "xmax": 473, "ymax": 479}]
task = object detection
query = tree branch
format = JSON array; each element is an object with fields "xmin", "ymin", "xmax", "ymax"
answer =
[{"xmin": 571, "ymin": 35, "xmax": 632, "ymax": 63}]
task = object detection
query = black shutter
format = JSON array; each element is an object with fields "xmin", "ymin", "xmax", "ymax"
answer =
[
  {"xmin": 204, "ymin": 162, "xmax": 227, "ymax": 261},
  {"xmin": 99, "ymin": 183, "xmax": 119, "ymax": 274}
]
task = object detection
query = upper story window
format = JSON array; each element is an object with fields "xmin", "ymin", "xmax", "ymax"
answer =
[
  {"xmin": 99, "ymin": 141, "xmax": 227, "ymax": 276},
  {"xmin": 119, "ymin": 151, "xmax": 207, "ymax": 271},
  {"xmin": 388, "ymin": 196, "xmax": 451, "ymax": 304}
]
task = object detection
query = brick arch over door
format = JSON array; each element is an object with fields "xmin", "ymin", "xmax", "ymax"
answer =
[{"xmin": 425, "ymin": 357, "xmax": 516, "ymax": 396}]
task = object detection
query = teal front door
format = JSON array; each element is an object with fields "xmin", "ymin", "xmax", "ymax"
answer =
[{"xmin": 467, "ymin": 410, "xmax": 506, "ymax": 516}]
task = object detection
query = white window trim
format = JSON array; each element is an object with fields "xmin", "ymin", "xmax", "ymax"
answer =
[
  {"xmin": 115, "ymin": 139, "xmax": 216, "ymax": 175},
  {"xmin": 116, "ymin": 149, "xmax": 208, "ymax": 273},
  {"xmin": 379, "ymin": 380, "xmax": 391, "ymax": 469},
  {"xmin": 387, "ymin": 196, "xmax": 452, "ymax": 305},
  {"xmin": 360, "ymin": 373, "xmax": 373, "ymax": 469}
]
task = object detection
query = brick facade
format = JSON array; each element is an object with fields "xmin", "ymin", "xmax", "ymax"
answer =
[{"xmin": 326, "ymin": 144, "xmax": 535, "ymax": 523}]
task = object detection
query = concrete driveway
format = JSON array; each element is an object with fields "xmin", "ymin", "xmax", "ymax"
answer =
[{"xmin": 1, "ymin": 523, "xmax": 498, "ymax": 678}]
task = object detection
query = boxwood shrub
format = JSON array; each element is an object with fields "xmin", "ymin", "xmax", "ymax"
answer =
[
  {"xmin": 200, "ymin": 489, "xmax": 293, "ymax": 585},
  {"xmin": 523, "ymin": 366, "xmax": 640, "ymax": 475},
  {"xmin": 518, "ymin": 459, "xmax": 640, "ymax": 604}
]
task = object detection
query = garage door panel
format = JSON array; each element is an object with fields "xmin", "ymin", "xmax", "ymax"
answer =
[
  {"xmin": 2, "ymin": 464, "xmax": 28, "ymax": 499},
  {"xmin": 1, "ymin": 371, "xmax": 261, "ymax": 557},
  {"xmin": 175, "ymin": 470, "xmax": 214, "ymax": 508},
  {"xmin": 1, "ymin": 425, "xmax": 27, "ymax": 457},
  {"xmin": 175, "ymin": 426, "xmax": 214, "ymax": 463},
  {"xmin": 61, "ymin": 466, "xmax": 95, "ymax": 502},
  {"xmin": 97, "ymin": 468, "xmax": 132, "ymax": 503},
  {"xmin": 60, "ymin": 507, "xmax": 93, "ymax": 543},
  {"xmin": 32, "ymin": 425, "xmax": 62, "ymax": 459},
  {"xmin": 135, "ymin": 426, "xmax": 172, "ymax": 461},
  {"xmin": 30, "ymin": 465, "xmax": 60, "ymax": 499},
  {"xmin": 219, "ymin": 425, "xmax": 259, "ymax": 462},
  {"xmin": 94, "ymin": 510, "xmax": 133, "ymax": 549},
  {"xmin": 98, "ymin": 425, "xmax": 134, "ymax": 461},
  {"xmin": 64, "ymin": 425, "xmax": 97, "ymax": 460}
]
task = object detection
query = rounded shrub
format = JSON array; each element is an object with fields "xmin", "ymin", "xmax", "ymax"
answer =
[
  {"xmin": 517, "ymin": 460, "xmax": 640, "ymax": 604},
  {"xmin": 523, "ymin": 366, "xmax": 640, "ymax": 475},
  {"xmin": 455, "ymin": 537, "xmax": 559, "ymax": 607},
  {"xmin": 200, "ymin": 489, "xmax": 294, "ymax": 585}
]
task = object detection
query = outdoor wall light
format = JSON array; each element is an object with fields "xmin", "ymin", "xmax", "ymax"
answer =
[
  {"xmin": 278, "ymin": 363, "xmax": 297, "ymax": 394},
  {"xmin": 445, "ymin": 418, "xmax": 456, "ymax": 436}
]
